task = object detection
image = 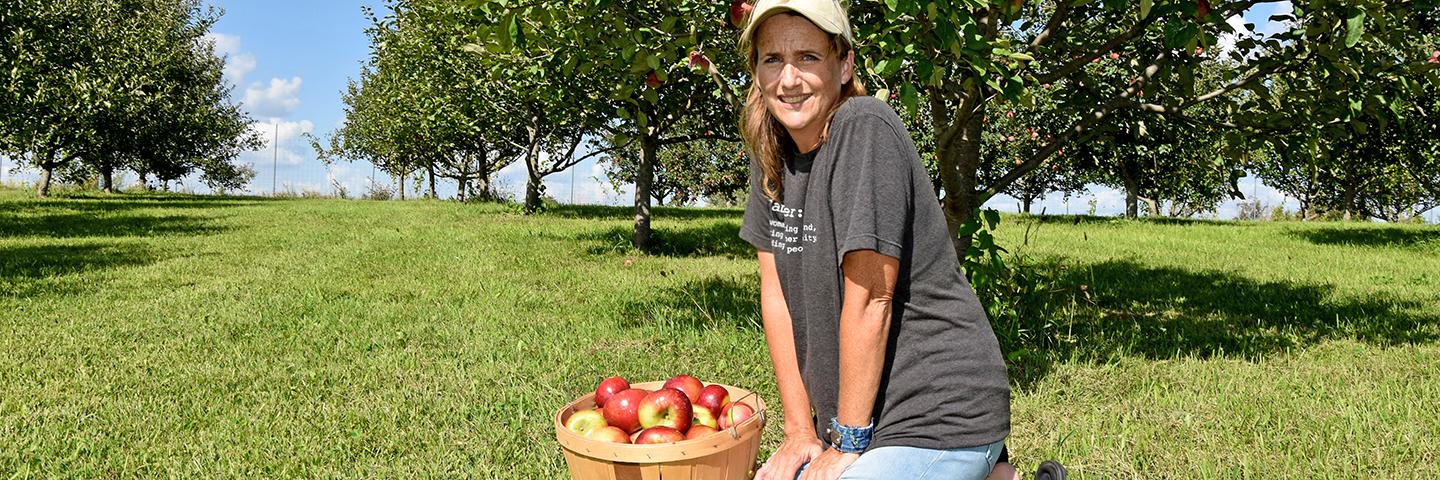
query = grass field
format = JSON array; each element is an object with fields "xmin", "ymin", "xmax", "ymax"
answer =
[{"xmin": 2, "ymin": 187, "xmax": 1437, "ymax": 478}]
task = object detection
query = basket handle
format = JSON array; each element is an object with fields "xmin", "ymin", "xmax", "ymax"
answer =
[{"xmin": 723, "ymin": 390, "xmax": 767, "ymax": 439}]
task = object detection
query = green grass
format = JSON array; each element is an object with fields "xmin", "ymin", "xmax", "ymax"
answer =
[{"xmin": 1, "ymin": 187, "xmax": 1437, "ymax": 478}]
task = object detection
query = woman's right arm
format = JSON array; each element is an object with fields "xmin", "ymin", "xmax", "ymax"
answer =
[{"xmin": 754, "ymin": 250, "xmax": 825, "ymax": 480}]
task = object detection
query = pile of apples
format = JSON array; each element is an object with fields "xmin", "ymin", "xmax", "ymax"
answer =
[{"xmin": 565, "ymin": 374, "xmax": 757, "ymax": 445}]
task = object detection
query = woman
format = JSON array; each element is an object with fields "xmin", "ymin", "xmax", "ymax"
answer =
[{"xmin": 735, "ymin": 1, "xmax": 1017, "ymax": 479}]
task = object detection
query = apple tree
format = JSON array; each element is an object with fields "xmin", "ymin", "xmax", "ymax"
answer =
[
  {"xmin": 318, "ymin": 1, "xmax": 521, "ymax": 201},
  {"xmin": 466, "ymin": 0, "xmax": 745, "ymax": 248},
  {"xmin": 843, "ymin": 0, "xmax": 1439, "ymax": 254},
  {"xmin": 0, "ymin": 0, "xmax": 258, "ymax": 197},
  {"xmin": 1248, "ymin": 6, "xmax": 1440, "ymax": 221}
]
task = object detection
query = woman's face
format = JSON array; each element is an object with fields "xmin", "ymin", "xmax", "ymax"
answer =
[{"xmin": 754, "ymin": 13, "xmax": 853, "ymax": 152}]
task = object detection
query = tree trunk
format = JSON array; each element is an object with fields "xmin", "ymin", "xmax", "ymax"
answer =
[
  {"xmin": 1341, "ymin": 177, "xmax": 1357, "ymax": 221},
  {"xmin": 1124, "ymin": 190, "xmax": 1138, "ymax": 219},
  {"xmin": 100, "ymin": 163, "xmax": 114, "ymax": 193},
  {"xmin": 1140, "ymin": 196, "xmax": 1159, "ymax": 217},
  {"xmin": 399, "ymin": 172, "xmax": 406, "ymax": 200},
  {"xmin": 457, "ymin": 156, "xmax": 469, "ymax": 202},
  {"xmin": 426, "ymin": 163, "xmax": 437, "ymax": 198},
  {"xmin": 633, "ymin": 133, "xmax": 657, "ymax": 250},
  {"xmin": 37, "ymin": 163, "xmax": 54, "ymax": 197},
  {"xmin": 935, "ymin": 93, "xmax": 986, "ymax": 259},
  {"xmin": 1120, "ymin": 160, "xmax": 1140, "ymax": 219},
  {"xmin": 523, "ymin": 125, "xmax": 546, "ymax": 213},
  {"xmin": 1021, "ymin": 194, "xmax": 1033, "ymax": 214},
  {"xmin": 525, "ymin": 172, "xmax": 544, "ymax": 211},
  {"xmin": 476, "ymin": 152, "xmax": 492, "ymax": 202}
]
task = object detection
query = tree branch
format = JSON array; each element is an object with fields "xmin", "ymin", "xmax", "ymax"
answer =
[
  {"xmin": 1034, "ymin": 13, "xmax": 1162, "ymax": 86},
  {"xmin": 983, "ymin": 52, "xmax": 1170, "ymax": 200},
  {"xmin": 657, "ymin": 131, "xmax": 740, "ymax": 146},
  {"xmin": 1027, "ymin": 2, "xmax": 1071, "ymax": 51}
]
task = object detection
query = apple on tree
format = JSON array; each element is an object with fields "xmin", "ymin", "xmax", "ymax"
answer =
[
  {"xmin": 728, "ymin": 0, "xmax": 753, "ymax": 29},
  {"xmin": 604, "ymin": 388, "xmax": 649, "ymax": 433},
  {"xmin": 638, "ymin": 388, "xmax": 692, "ymax": 433},
  {"xmin": 688, "ymin": 51, "xmax": 711, "ymax": 70}
]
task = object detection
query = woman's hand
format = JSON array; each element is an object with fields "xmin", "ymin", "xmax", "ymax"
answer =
[
  {"xmin": 797, "ymin": 448, "xmax": 860, "ymax": 480},
  {"xmin": 755, "ymin": 434, "xmax": 825, "ymax": 480}
]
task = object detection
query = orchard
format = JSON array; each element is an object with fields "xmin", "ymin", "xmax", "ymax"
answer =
[{"xmin": 302, "ymin": 0, "xmax": 1440, "ymax": 254}]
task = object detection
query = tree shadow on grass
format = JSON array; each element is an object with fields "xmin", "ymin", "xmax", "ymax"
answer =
[
  {"xmin": 1017, "ymin": 214, "xmax": 1248, "ymax": 228},
  {"xmin": 0, "ymin": 194, "xmax": 241, "ymax": 239},
  {"xmin": 545, "ymin": 204, "xmax": 743, "ymax": 221},
  {"xmin": 1287, "ymin": 226, "xmax": 1440, "ymax": 249},
  {"xmin": 4, "ymin": 192, "xmax": 269, "ymax": 213},
  {"xmin": 579, "ymin": 221, "xmax": 754, "ymax": 258},
  {"xmin": 0, "ymin": 212, "xmax": 228, "ymax": 238},
  {"xmin": 0, "ymin": 243, "xmax": 160, "ymax": 297},
  {"xmin": 1003, "ymin": 259, "xmax": 1440, "ymax": 389},
  {"xmin": 616, "ymin": 275, "xmax": 763, "ymax": 332}
]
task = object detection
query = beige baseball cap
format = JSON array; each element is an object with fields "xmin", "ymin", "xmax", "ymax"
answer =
[{"xmin": 738, "ymin": 0, "xmax": 855, "ymax": 55}]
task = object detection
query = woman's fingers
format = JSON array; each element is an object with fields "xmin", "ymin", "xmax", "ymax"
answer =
[
  {"xmin": 756, "ymin": 451, "xmax": 804, "ymax": 480},
  {"xmin": 757, "ymin": 439, "xmax": 823, "ymax": 480}
]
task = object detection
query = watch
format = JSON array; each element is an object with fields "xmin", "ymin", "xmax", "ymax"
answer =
[{"xmin": 824, "ymin": 417, "xmax": 874, "ymax": 454}]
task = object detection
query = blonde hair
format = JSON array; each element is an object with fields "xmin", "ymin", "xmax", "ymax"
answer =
[{"xmin": 740, "ymin": 14, "xmax": 866, "ymax": 202}]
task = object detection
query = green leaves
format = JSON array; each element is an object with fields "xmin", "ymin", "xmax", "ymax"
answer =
[{"xmin": 1344, "ymin": 7, "xmax": 1365, "ymax": 48}]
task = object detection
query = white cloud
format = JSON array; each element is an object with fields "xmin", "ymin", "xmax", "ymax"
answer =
[
  {"xmin": 1258, "ymin": 1, "xmax": 1295, "ymax": 37},
  {"xmin": 243, "ymin": 77, "xmax": 303, "ymax": 118},
  {"xmin": 243, "ymin": 119, "xmax": 316, "ymax": 167},
  {"xmin": 205, "ymin": 32, "xmax": 256, "ymax": 85},
  {"xmin": 1216, "ymin": 14, "xmax": 1252, "ymax": 56}
]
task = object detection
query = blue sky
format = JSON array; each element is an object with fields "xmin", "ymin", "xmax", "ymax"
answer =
[{"xmin": 10, "ymin": 1, "xmax": 1423, "ymax": 221}]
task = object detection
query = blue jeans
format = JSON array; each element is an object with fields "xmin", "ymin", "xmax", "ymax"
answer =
[{"xmin": 794, "ymin": 440, "xmax": 1005, "ymax": 480}]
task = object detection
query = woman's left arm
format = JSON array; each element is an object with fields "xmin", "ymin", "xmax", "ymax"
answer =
[
  {"xmin": 835, "ymin": 249, "xmax": 899, "ymax": 427},
  {"xmin": 800, "ymin": 248, "xmax": 899, "ymax": 480}
]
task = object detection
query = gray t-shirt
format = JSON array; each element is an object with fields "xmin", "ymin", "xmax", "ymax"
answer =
[{"xmin": 740, "ymin": 95, "xmax": 1010, "ymax": 451}]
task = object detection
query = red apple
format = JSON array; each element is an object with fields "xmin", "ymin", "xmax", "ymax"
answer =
[
  {"xmin": 638, "ymin": 388, "xmax": 692, "ymax": 433},
  {"xmin": 718, "ymin": 402, "xmax": 756, "ymax": 429},
  {"xmin": 692, "ymin": 405, "xmax": 718, "ymax": 429},
  {"xmin": 635, "ymin": 426, "xmax": 686, "ymax": 444},
  {"xmin": 684, "ymin": 425, "xmax": 718, "ymax": 440},
  {"xmin": 603, "ymin": 388, "xmax": 648, "ymax": 433},
  {"xmin": 586, "ymin": 426, "xmax": 632, "ymax": 444},
  {"xmin": 1110, "ymin": 52, "xmax": 1120, "ymax": 60},
  {"xmin": 1196, "ymin": 0, "xmax": 1210, "ymax": 19},
  {"xmin": 728, "ymin": 0, "xmax": 753, "ymax": 29},
  {"xmin": 565, "ymin": 408, "xmax": 607, "ymax": 437},
  {"xmin": 1430, "ymin": 50, "xmax": 1439, "ymax": 64},
  {"xmin": 646, "ymin": 72, "xmax": 663, "ymax": 89},
  {"xmin": 696, "ymin": 384, "xmax": 731, "ymax": 413},
  {"xmin": 663, "ymin": 375, "xmax": 704, "ymax": 404},
  {"xmin": 595, "ymin": 376, "xmax": 630, "ymax": 408},
  {"xmin": 688, "ymin": 51, "xmax": 711, "ymax": 70}
]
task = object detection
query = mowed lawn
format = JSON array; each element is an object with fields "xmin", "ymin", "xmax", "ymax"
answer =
[{"xmin": 1, "ymin": 187, "xmax": 1437, "ymax": 478}]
